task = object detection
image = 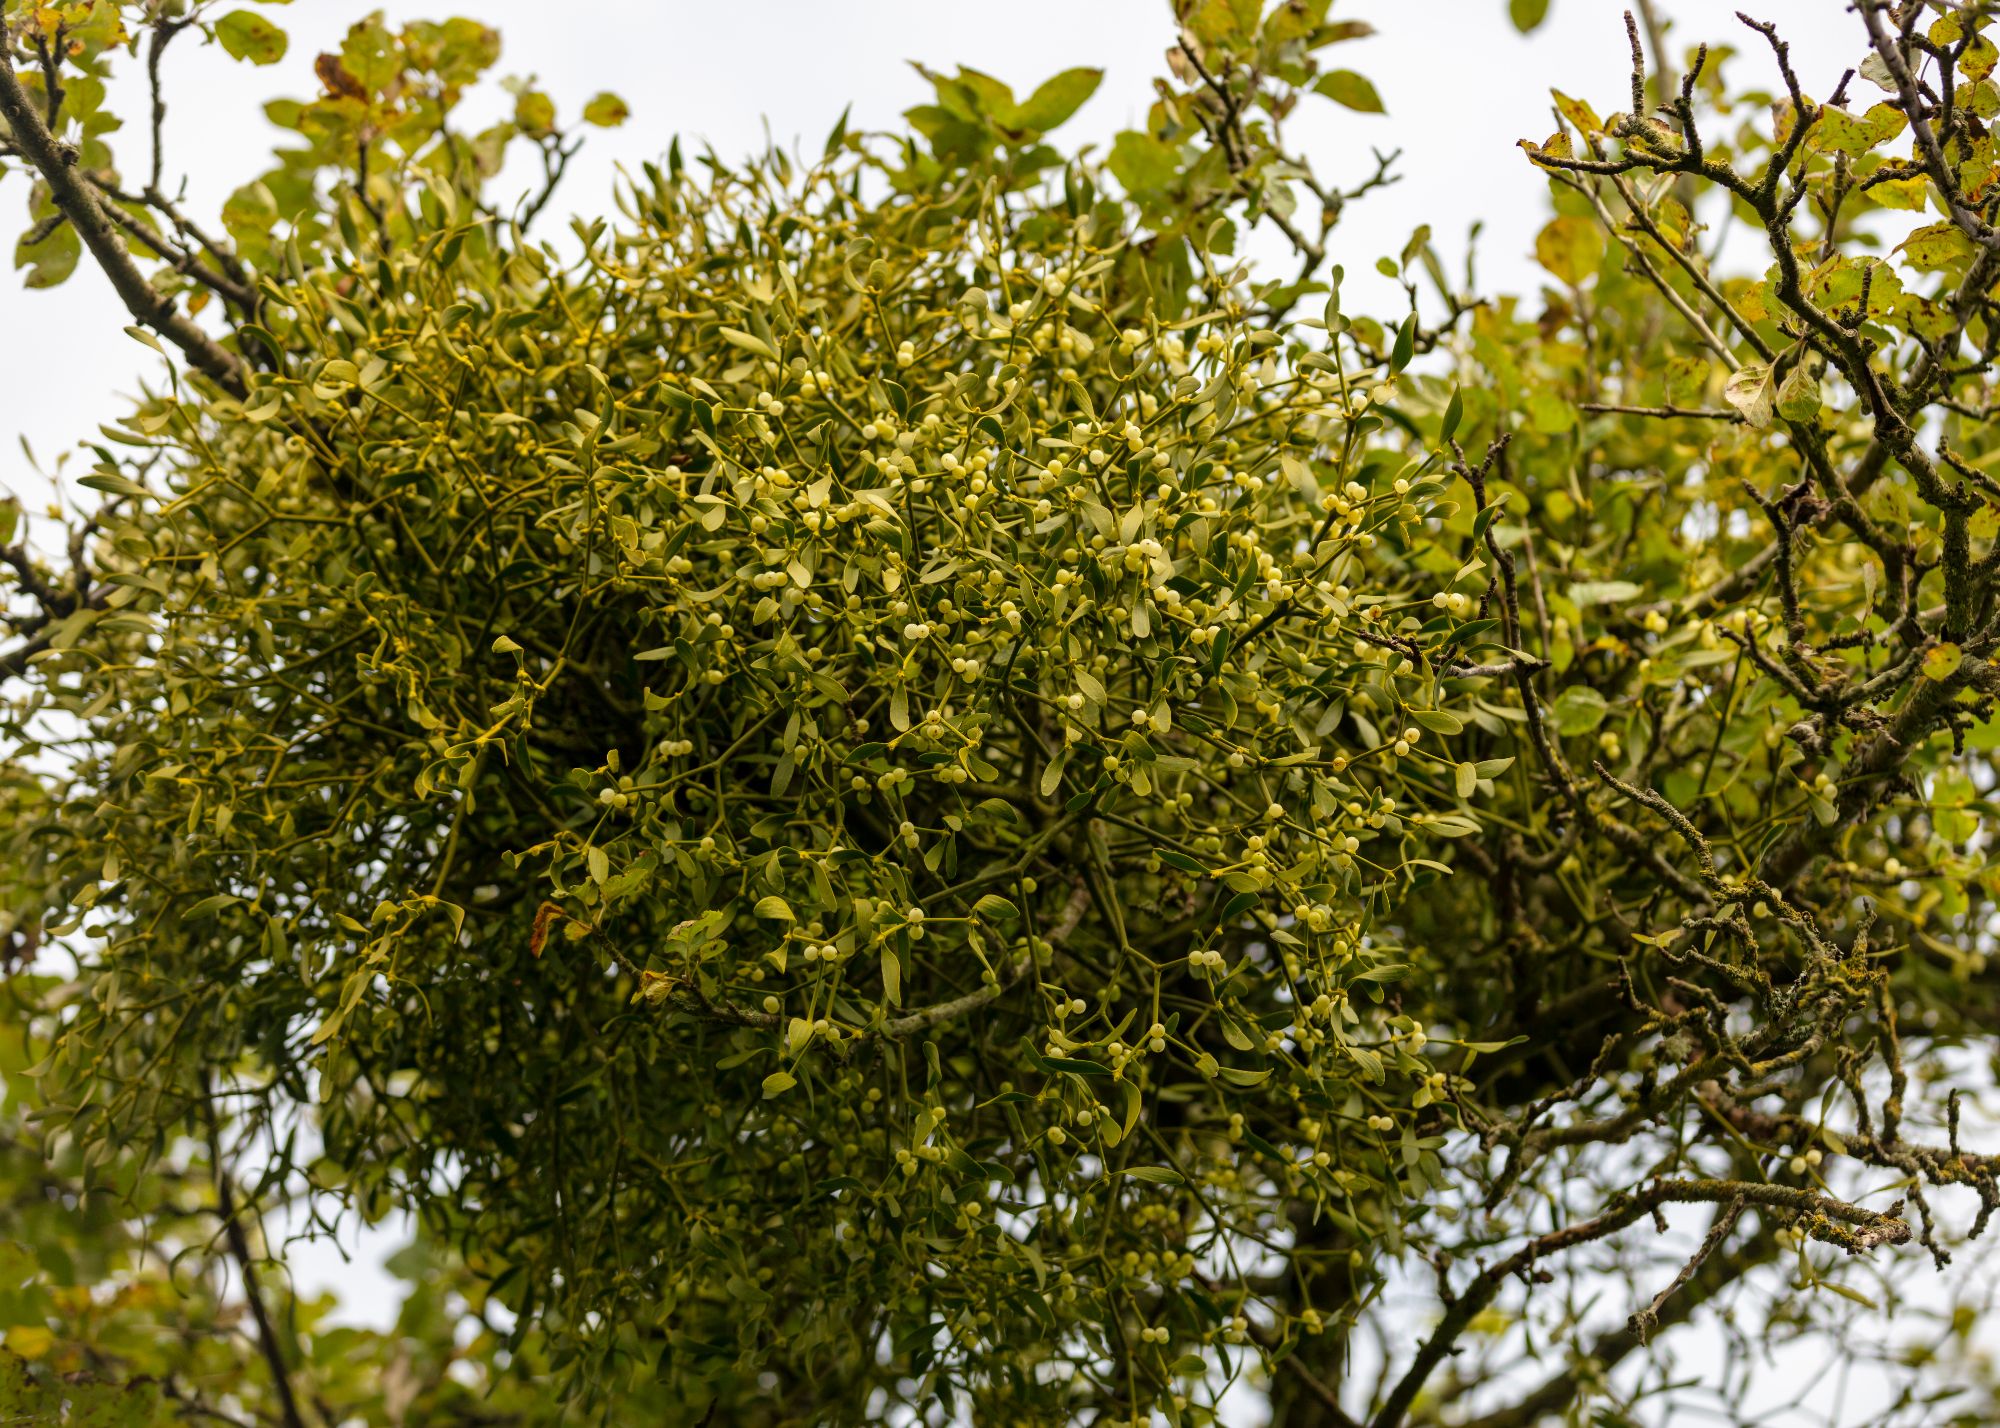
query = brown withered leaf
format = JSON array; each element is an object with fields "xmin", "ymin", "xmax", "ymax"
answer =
[
  {"xmin": 315, "ymin": 53, "xmax": 367, "ymax": 101},
  {"xmin": 528, "ymin": 900, "xmax": 563, "ymax": 958}
]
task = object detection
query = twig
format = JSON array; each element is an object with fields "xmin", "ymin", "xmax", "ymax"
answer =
[
  {"xmin": 1627, "ymin": 1195, "xmax": 1743, "ymax": 1341},
  {"xmin": 202, "ymin": 1088, "xmax": 306, "ymax": 1428},
  {"xmin": 1368, "ymin": 1178, "xmax": 1906, "ymax": 1428},
  {"xmin": 1579, "ymin": 402, "xmax": 1743, "ymax": 422}
]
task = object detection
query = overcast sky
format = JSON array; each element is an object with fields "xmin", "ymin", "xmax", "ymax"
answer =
[{"xmin": 0, "ymin": 0, "xmax": 1878, "ymax": 1377}]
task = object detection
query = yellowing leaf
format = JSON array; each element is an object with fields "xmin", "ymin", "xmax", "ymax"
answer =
[
  {"xmin": 1810, "ymin": 104, "xmax": 1903, "ymax": 157},
  {"xmin": 1963, "ymin": 33, "xmax": 1998, "ymax": 83},
  {"xmin": 1665, "ymin": 356, "xmax": 1710, "ymax": 407},
  {"xmin": 582, "ymin": 92, "xmax": 630, "ymax": 128},
  {"xmin": 1723, "ymin": 362, "xmax": 1777, "ymax": 428},
  {"xmin": 1898, "ymin": 221, "xmax": 1978, "ymax": 274},
  {"xmin": 1551, "ymin": 88, "xmax": 1603, "ymax": 135},
  {"xmin": 1924, "ymin": 643, "xmax": 1964, "ymax": 682},
  {"xmin": 515, "ymin": 90, "xmax": 557, "ymax": 137},
  {"xmin": 1520, "ymin": 132, "xmax": 1574, "ymax": 172},
  {"xmin": 1535, "ymin": 216, "xmax": 1603, "ymax": 286},
  {"xmin": 4, "ymin": 1325, "xmax": 54, "ymax": 1360}
]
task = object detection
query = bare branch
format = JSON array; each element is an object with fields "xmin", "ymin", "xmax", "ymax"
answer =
[{"xmin": 0, "ymin": 43, "xmax": 244, "ymax": 395}]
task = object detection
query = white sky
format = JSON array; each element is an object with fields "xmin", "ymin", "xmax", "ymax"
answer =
[{"xmin": 0, "ymin": 0, "xmax": 1899, "ymax": 1408}]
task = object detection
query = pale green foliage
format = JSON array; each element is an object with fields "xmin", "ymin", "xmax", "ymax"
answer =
[
  {"xmin": 10, "ymin": 1, "xmax": 2000, "ymax": 1426},
  {"xmin": 13, "ymin": 78, "xmax": 1498, "ymax": 1425}
]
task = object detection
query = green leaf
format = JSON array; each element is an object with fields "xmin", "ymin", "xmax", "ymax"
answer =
[
  {"xmin": 1315, "ymin": 70, "xmax": 1385, "ymax": 113},
  {"xmin": 718, "ymin": 326, "xmax": 778, "ymax": 361},
  {"xmin": 1116, "ymin": 1166, "xmax": 1185, "ymax": 1185},
  {"xmin": 1390, "ymin": 314, "xmax": 1416, "ymax": 374},
  {"xmin": 761, "ymin": 1070, "xmax": 796, "ymax": 1098},
  {"xmin": 15, "ymin": 217, "xmax": 80, "ymax": 289},
  {"xmin": 1509, "ymin": 0, "xmax": 1552, "ymax": 33},
  {"xmin": 1550, "ymin": 686, "xmax": 1609, "ymax": 735},
  {"xmin": 1010, "ymin": 68, "xmax": 1102, "ymax": 133},
  {"xmin": 971, "ymin": 893, "xmax": 1020, "ymax": 921},
  {"xmin": 1117, "ymin": 1079, "xmax": 1143, "ymax": 1141},
  {"xmin": 880, "ymin": 946, "xmax": 902, "ymax": 1007},
  {"xmin": 1567, "ymin": 580, "xmax": 1642, "ymax": 607},
  {"xmin": 78, "ymin": 472, "xmax": 148, "ymax": 498},
  {"xmin": 1108, "ymin": 131, "xmax": 1182, "ymax": 193},
  {"xmin": 1038, "ymin": 1056, "xmax": 1108, "ymax": 1079},
  {"xmin": 1777, "ymin": 363, "xmax": 1821, "ymax": 423},
  {"xmin": 1039, "ymin": 745, "xmax": 1069, "ymax": 798},
  {"xmin": 1814, "ymin": 1279, "xmax": 1879, "ymax": 1309},
  {"xmin": 1456, "ymin": 762, "xmax": 1478, "ymax": 798},
  {"xmin": 754, "ymin": 895, "xmax": 796, "ymax": 921},
  {"xmin": 215, "ymin": 10, "xmax": 288, "ymax": 65}
]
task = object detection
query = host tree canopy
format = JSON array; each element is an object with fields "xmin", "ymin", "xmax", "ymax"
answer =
[{"xmin": 5, "ymin": 0, "xmax": 2000, "ymax": 1424}]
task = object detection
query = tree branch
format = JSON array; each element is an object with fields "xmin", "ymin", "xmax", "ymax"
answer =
[
  {"xmin": 203, "ymin": 1091, "xmax": 305, "ymax": 1428},
  {"xmin": 1368, "ymin": 1178, "xmax": 1907, "ymax": 1428},
  {"xmin": 0, "ymin": 41, "xmax": 244, "ymax": 395}
]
